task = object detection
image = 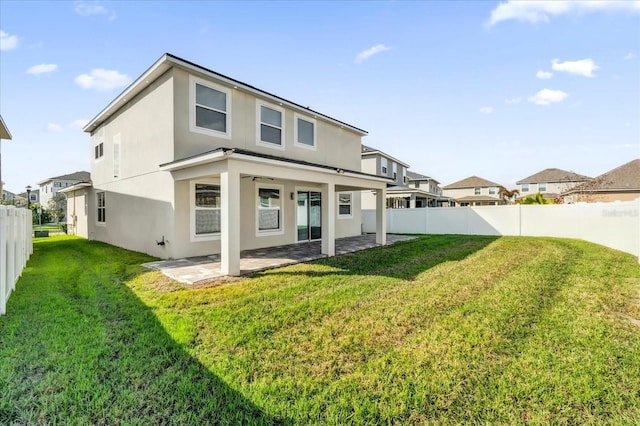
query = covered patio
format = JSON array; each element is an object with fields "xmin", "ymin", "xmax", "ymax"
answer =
[{"xmin": 143, "ymin": 234, "xmax": 415, "ymax": 284}]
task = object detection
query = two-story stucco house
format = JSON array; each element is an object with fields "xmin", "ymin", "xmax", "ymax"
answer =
[
  {"xmin": 37, "ymin": 171, "xmax": 90, "ymax": 209},
  {"xmin": 361, "ymin": 145, "xmax": 409, "ymax": 209},
  {"xmin": 516, "ymin": 168, "xmax": 591, "ymax": 202},
  {"xmin": 442, "ymin": 176, "xmax": 506, "ymax": 206},
  {"xmin": 64, "ymin": 53, "xmax": 389, "ymax": 275}
]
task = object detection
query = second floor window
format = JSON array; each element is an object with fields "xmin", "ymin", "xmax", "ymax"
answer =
[
  {"xmin": 522, "ymin": 183, "xmax": 529, "ymax": 193},
  {"xmin": 295, "ymin": 115, "xmax": 315, "ymax": 149},
  {"xmin": 474, "ymin": 187, "xmax": 481, "ymax": 195},
  {"xmin": 258, "ymin": 103, "xmax": 284, "ymax": 147},
  {"xmin": 539, "ymin": 182, "xmax": 547, "ymax": 192},
  {"xmin": 94, "ymin": 142, "xmax": 104, "ymax": 160},
  {"xmin": 195, "ymin": 83, "xmax": 227, "ymax": 133},
  {"xmin": 381, "ymin": 158, "xmax": 388, "ymax": 175},
  {"xmin": 489, "ymin": 186, "xmax": 496, "ymax": 195}
]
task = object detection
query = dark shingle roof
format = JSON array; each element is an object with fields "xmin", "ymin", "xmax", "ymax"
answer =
[
  {"xmin": 516, "ymin": 168, "xmax": 591, "ymax": 184},
  {"xmin": 567, "ymin": 159, "xmax": 640, "ymax": 192},
  {"xmin": 443, "ymin": 176, "xmax": 503, "ymax": 189},
  {"xmin": 38, "ymin": 171, "xmax": 91, "ymax": 185}
]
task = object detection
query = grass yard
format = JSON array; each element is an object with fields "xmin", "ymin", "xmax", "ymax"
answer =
[{"xmin": 1, "ymin": 235, "xmax": 639, "ymax": 424}]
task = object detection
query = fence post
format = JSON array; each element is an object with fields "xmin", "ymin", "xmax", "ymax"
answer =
[{"xmin": 0, "ymin": 207, "xmax": 6, "ymax": 315}]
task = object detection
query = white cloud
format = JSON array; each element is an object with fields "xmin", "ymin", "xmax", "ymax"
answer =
[
  {"xmin": 75, "ymin": 68, "xmax": 132, "ymax": 91},
  {"xmin": 624, "ymin": 52, "xmax": 637, "ymax": 60},
  {"xmin": 355, "ymin": 44, "xmax": 391, "ymax": 64},
  {"xmin": 47, "ymin": 123, "xmax": 63, "ymax": 133},
  {"xmin": 486, "ymin": 0, "xmax": 640, "ymax": 27},
  {"xmin": 528, "ymin": 88, "xmax": 568, "ymax": 106},
  {"xmin": 70, "ymin": 119, "xmax": 89, "ymax": 129},
  {"xmin": 551, "ymin": 58, "xmax": 599, "ymax": 77},
  {"xmin": 504, "ymin": 97, "xmax": 522, "ymax": 104},
  {"xmin": 26, "ymin": 63, "xmax": 58, "ymax": 75},
  {"xmin": 74, "ymin": 1, "xmax": 117, "ymax": 20},
  {"xmin": 536, "ymin": 70, "xmax": 553, "ymax": 79},
  {"xmin": 0, "ymin": 30, "xmax": 18, "ymax": 50},
  {"xmin": 479, "ymin": 106, "xmax": 494, "ymax": 114},
  {"xmin": 74, "ymin": 1, "xmax": 108, "ymax": 16}
]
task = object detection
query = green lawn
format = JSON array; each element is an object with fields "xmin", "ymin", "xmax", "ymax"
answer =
[{"xmin": 1, "ymin": 235, "xmax": 639, "ymax": 424}]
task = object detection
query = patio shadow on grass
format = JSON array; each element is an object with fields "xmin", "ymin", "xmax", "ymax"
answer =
[
  {"xmin": 0, "ymin": 237, "xmax": 283, "ymax": 425},
  {"xmin": 252, "ymin": 234, "xmax": 500, "ymax": 282}
]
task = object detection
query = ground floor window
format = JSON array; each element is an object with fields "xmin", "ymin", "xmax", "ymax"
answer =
[
  {"xmin": 338, "ymin": 192, "xmax": 353, "ymax": 218},
  {"xmin": 97, "ymin": 192, "xmax": 106, "ymax": 224},
  {"xmin": 192, "ymin": 181, "xmax": 221, "ymax": 239},
  {"xmin": 257, "ymin": 185, "xmax": 283, "ymax": 234}
]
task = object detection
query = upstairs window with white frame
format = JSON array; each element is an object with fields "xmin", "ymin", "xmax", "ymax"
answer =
[
  {"xmin": 193, "ymin": 183, "xmax": 221, "ymax": 239},
  {"xmin": 92, "ymin": 127, "xmax": 104, "ymax": 161},
  {"xmin": 257, "ymin": 186, "xmax": 283, "ymax": 234},
  {"xmin": 191, "ymin": 77, "xmax": 231, "ymax": 138},
  {"xmin": 522, "ymin": 183, "xmax": 529, "ymax": 193},
  {"xmin": 539, "ymin": 182, "xmax": 547, "ymax": 192},
  {"xmin": 257, "ymin": 102, "xmax": 284, "ymax": 148},
  {"xmin": 474, "ymin": 187, "xmax": 481, "ymax": 196},
  {"xmin": 381, "ymin": 157, "xmax": 388, "ymax": 175},
  {"xmin": 338, "ymin": 192, "xmax": 353, "ymax": 218},
  {"xmin": 392, "ymin": 163, "xmax": 398, "ymax": 181},
  {"xmin": 402, "ymin": 168, "xmax": 406, "ymax": 184},
  {"xmin": 489, "ymin": 186, "xmax": 496, "ymax": 195},
  {"xmin": 294, "ymin": 114, "xmax": 316, "ymax": 149}
]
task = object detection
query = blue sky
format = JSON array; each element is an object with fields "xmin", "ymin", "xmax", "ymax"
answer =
[{"xmin": 1, "ymin": 0, "xmax": 638, "ymax": 195}]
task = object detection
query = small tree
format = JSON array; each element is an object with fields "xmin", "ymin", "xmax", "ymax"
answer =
[
  {"xmin": 519, "ymin": 192, "xmax": 555, "ymax": 205},
  {"xmin": 498, "ymin": 187, "xmax": 520, "ymax": 204},
  {"xmin": 48, "ymin": 193, "xmax": 67, "ymax": 223}
]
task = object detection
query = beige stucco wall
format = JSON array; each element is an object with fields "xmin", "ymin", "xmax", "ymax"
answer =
[
  {"xmin": 565, "ymin": 191, "xmax": 640, "ymax": 203},
  {"xmin": 88, "ymin": 70, "xmax": 176, "ymax": 258},
  {"xmin": 519, "ymin": 181, "xmax": 586, "ymax": 196},
  {"xmin": 171, "ymin": 68, "xmax": 362, "ymax": 172},
  {"xmin": 65, "ymin": 188, "xmax": 89, "ymax": 237}
]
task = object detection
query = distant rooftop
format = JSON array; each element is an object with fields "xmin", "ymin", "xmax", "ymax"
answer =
[
  {"xmin": 516, "ymin": 168, "xmax": 591, "ymax": 184},
  {"xmin": 443, "ymin": 176, "xmax": 503, "ymax": 189}
]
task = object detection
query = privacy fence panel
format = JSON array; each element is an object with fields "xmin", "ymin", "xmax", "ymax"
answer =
[
  {"xmin": 1, "ymin": 205, "xmax": 33, "ymax": 315},
  {"xmin": 363, "ymin": 199, "xmax": 640, "ymax": 259}
]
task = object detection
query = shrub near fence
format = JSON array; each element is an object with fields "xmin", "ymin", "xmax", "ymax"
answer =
[
  {"xmin": 1, "ymin": 205, "xmax": 33, "ymax": 315},
  {"xmin": 363, "ymin": 199, "xmax": 640, "ymax": 260}
]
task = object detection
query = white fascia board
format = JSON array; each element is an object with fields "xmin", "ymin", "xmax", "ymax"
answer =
[
  {"xmin": 59, "ymin": 183, "xmax": 93, "ymax": 194},
  {"xmin": 159, "ymin": 150, "xmax": 231, "ymax": 172},
  {"xmin": 361, "ymin": 150, "xmax": 410, "ymax": 168}
]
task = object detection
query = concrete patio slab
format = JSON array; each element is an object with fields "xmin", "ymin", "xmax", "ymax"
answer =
[{"xmin": 143, "ymin": 234, "xmax": 416, "ymax": 284}]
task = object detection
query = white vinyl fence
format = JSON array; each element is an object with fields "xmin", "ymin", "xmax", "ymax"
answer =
[
  {"xmin": 363, "ymin": 199, "xmax": 640, "ymax": 259},
  {"xmin": 1, "ymin": 206, "xmax": 33, "ymax": 315}
]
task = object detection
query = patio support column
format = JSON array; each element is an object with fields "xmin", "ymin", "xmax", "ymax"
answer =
[
  {"xmin": 220, "ymin": 163, "xmax": 241, "ymax": 276},
  {"xmin": 410, "ymin": 193, "xmax": 416, "ymax": 209},
  {"xmin": 321, "ymin": 182, "xmax": 335, "ymax": 257},
  {"xmin": 376, "ymin": 188, "xmax": 387, "ymax": 245}
]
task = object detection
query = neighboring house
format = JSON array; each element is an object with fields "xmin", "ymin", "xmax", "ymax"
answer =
[
  {"xmin": 383, "ymin": 171, "xmax": 449, "ymax": 208},
  {"xmin": 516, "ymin": 168, "xmax": 591, "ymax": 202},
  {"xmin": 361, "ymin": 145, "xmax": 409, "ymax": 209},
  {"xmin": 14, "ymin": 189, "xmax": 38, "ymax": 207},
  {"xmin": 2, "ymin": 188, "xmax": 16, "ymax": 204},
  {"xmin": 442, "ymin": 176, "xmax": 506, "ymax": 206},
  {"xmin": 63, "ymin": 53, "xmax": 389, "ymax": 275},
  {"xmin": 0, "ymin": 114, "xmax": 13, "ymax": 198},
  {"xmin": 37, "ymin": 171, "xmax": 90, "ymax": 208},
  {"xmin": 562, "ymin": 159, "xmax": 640, "ymax": 203}
]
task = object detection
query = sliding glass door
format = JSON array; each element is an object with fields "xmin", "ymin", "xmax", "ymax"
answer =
[{"xmin": 297, "ymin": 191, "xmax": 321, "ymax": 241}]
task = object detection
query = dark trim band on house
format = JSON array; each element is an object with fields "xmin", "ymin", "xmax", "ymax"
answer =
[{"xmin": 160, "ymin": 147, "xmax": 394, "ymax": 182}]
